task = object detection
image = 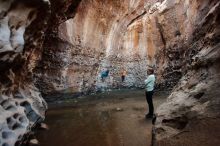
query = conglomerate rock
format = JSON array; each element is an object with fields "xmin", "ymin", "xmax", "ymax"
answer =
[
  {"xmin": 35, "ymin": 0, "xmax": 159, "ymax": 95},
  {"xmin": 33, "ymin": 0, "xmax": 86, "ymax": 95},
  {"xmin": 37, "ymin": 0, "xmax": 219, "ymax": 95}
]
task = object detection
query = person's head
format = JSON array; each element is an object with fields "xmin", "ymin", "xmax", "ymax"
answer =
[{"xmin": 147, "ymin": 68, "xmax": 154, "ymax": 75}]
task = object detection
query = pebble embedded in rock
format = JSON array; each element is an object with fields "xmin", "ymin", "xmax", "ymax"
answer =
[
  {"xmin": 29, "ymin": 139, "xmax": 39, "ymax": 146},
  {"xmin": 40, "ymin": 123, "xmax": 49, "ymax": 130},
  {"xmin": 116, "ymin": 107, "xmax": 123, "ymax": 111}
]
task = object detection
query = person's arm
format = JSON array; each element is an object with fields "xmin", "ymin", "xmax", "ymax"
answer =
[{"xmin": 145, "ymin": 76, "xmax": 152, "ymax": 85}]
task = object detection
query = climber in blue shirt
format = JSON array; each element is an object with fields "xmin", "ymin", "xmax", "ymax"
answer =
[{"xmin": 101, "ymin": 69, "xmax": 109, "ymax": 82}]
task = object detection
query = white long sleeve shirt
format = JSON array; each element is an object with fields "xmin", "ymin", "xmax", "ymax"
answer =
[{"xmin": 144, "ymin": 74, "xmax": 156, "ymax": 91}]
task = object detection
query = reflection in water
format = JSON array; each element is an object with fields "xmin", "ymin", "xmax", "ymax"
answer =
[
  {"xmin": 36, "ymin": 90, "xmax": 167, "ymax": 146},
  {"xmin": 36, "ymin": 108, "xmax": 120, "ymax": 146}
]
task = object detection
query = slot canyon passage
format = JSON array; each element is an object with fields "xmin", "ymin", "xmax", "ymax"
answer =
[{"xmin": 0, "ymin": 0, "xmax": 220, "ymax": 146}]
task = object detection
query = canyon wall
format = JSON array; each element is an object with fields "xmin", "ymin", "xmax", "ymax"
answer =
[
  {"xmin": 1, "ymin": 0, "xmax": 218, "ymax": 145},
  {"xmin": 34, "ymin": 0, "xmax": 220, "ymax": 145},
  {"xmin": 153, "ymin": 0, "xmax": 220, "ymax": 145},
  {"xmin": 0, "ymin": 0, "xmax": 50, "ymax": 145},
  {"xmin": 34, "ymin": 0, "xmax": 82, "ymax": 96},
  {"xmin": 35, "ymin": 0, "xmax": 161, "ymax": 96},
  {"xmin": 37, "ymin": 0, "xmax": 210, "ymax": 95}
]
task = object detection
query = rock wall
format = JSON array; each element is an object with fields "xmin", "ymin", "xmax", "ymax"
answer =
[
  {"xmin": 33, "ymin": 0, "xmax": 220, "ymax": 145},
  {"xmin": 33, "ymin": 0, "xmax": 87, "ymax": 96},
  {"xmin": 0, "ymin": 0, "xmax": 50, "ymax": 145},
  {"xmin": 36, "ymin": 0, "xmax": 161, "ymax": 95},
  {"xmin": 1, "ymin": 0, "xmax": 217, "ymax": 145},
  {"xmin": 37, "ymin": 0, "xmax": 210, "ymax": 95},
  {"xmin": 153, "ymin": 0, "xmax": 220, "ymax": 145}
]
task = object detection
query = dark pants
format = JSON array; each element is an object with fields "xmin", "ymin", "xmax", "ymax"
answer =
[
  {"xmin": 121, "ymin": 75, "xmax": 125, "ymax": 82},
  {"xmin": 146, "ymin": 91, "xmax": 154, "ymax": 115}
]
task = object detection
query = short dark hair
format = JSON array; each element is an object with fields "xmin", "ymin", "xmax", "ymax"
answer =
[{"xmin": 148, "ymin": 68, "xmax": 154, "ymax": 74}]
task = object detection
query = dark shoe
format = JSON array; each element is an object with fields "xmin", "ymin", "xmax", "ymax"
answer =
[
  {"xmin": 145, "ymin": 114, "xmax": 153, "ymax": 119},
  {"xmin": 152, "ymin": 115, "xmax": 157, "ymax": 124}
]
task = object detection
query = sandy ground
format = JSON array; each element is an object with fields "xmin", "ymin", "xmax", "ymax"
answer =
[{"xmin": 36, "ymin": 89, "xmax": 169, "ymax": 146}]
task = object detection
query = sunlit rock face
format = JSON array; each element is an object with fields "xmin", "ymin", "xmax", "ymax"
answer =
[
  {"xmin": 38, "ymin": 0, "xmax": 208, "ymax": 95},
  {"xmin": 36, "ymin": 0, "xmax": 219, "ymax": 97},
  {"xmin": 154, "ymin": 0, "xmax": 220, "ymax": 145},
  {"xmin": 37, "ymin": 0, "xmax": 161, "ymax": 95},
  {"xmin": 0, "ymin": 0, "xmax": 49, "ymax": 145}
]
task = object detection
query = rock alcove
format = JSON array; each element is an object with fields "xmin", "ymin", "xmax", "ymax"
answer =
[{"xmin": 0, "ymin": 0, "xmax": 220, "ymax": 146}]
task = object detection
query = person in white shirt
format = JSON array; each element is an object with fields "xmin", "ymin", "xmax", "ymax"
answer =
[{"xmin": 144, "ymin": 68, "xmax": 156, "ymax": 118}]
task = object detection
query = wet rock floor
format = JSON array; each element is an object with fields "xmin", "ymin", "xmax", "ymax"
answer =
[{"xmin": 36, "ymin": 89, "xmax": 169, "ymax": 146}]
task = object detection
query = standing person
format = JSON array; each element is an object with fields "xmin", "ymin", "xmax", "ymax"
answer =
[
  {"xmin": 145, "ymin": 68, "xmax": 156, "ymax": 119},
  {"xmin": 121, "ymin": 70, "xmax": 127, "ymax": 82}
]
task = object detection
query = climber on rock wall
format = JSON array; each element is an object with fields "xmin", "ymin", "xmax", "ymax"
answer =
[
  {"xmin": 145, "ymin": 68, "xmax": 156, "ymax": 119},
  {"xmin": 121, "ymin": 69, "xmax": 127, "ymax": 82},
  {"xmin": 101, "ymin": 69, "xmax": 109, "ymax": 82}
]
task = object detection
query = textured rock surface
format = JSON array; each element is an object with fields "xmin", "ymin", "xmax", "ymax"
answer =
[
  {"xmin": 35, "ymin": 0, "xmax": 160, "ymax": 95},
  {"xmin": 153, "ymin": 0, "xmax": 220, "ymax": 145},
  {"xmin": 0, "ymin": 0, "xmax": 49, "ymax": 145},
  {"xmin": 34, "ymin": 0, "xmax": 220, "ymax": 145},
  {"xmin": 37, "ymin": 0, "xmax": 212, "ymax": 95},
  {"xmin": 1, "ymin": 0, "xmax": 219, "ymax": 145},
  {"xmin": 33, "ymin": 0, "xmax": 85, "ymax": 95}
]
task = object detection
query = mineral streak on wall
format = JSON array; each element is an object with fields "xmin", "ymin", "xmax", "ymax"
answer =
[
  {"xmin": 153, "ymin": 0, "xmax": 220, "ymax": 145},
  {"xmin": 37, "ymin": 0, "xmax": 161, "ymax": 95},
  {"xmin": 36, "ymin": 1, "xmax": 220, "ymax": 145},
  {"xmin": 0, "ymin": 0, "xmax": 220, "ymax": 145},
  {"xmin": 38, "ymin": 0, "xmax": 216, "ymax": 95}
]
